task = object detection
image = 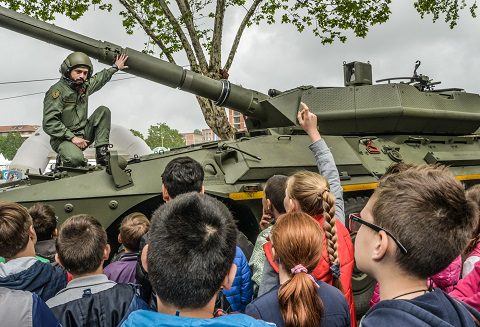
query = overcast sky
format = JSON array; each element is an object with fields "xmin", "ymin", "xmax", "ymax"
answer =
[{"xmin": 1, "ymin": 1, "xmax": 479, "ymax": 135}]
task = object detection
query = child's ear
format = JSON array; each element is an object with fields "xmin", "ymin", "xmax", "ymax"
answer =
[
  {"xmin": 221, "ymin": 263, "xmax": 237, "ymax": 291},
  {"xmin": 118, "ymin": 234, "xmax": 122, "ymax": 244},
  {"xmin": 141, "ymin": 244, "xmax": 149, "ymax": 273},
  {"xmin": 162, "ymin": 185, "xmax": 170, "ymax": 202},
  {"xmin": 372, "ymin": 230, "xmax": 389, "ymax": 261},
  {"xmin": 103, "ymin": 244, "xmax": 111, "ymax": 260},
  {"xmin": 200, "ymin": 185, "xmax": 205, "ymax": 194},
  {"xmin": 52, "ymin": 228, "xmax": 58, "ymax": 238},
  {"xmin": 28, "ymin": 225, "xmax": 37, "ymax": 244},
  {"xmin": 55, "ymin": 253, "xmax": 64, "ymax": 268}
]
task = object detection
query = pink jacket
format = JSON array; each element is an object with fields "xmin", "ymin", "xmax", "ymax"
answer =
[
  {"xmin": 450, "ymin": 260, "xmax": 480, "ymax": 312},
  {"xmin": 370, "ymin": 255, "xmax": 462, "ymax": 307}
]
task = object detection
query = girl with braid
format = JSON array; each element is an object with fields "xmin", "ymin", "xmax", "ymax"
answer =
[
  {"xmin": 245, "ymin": 212, "xmax": 350, "ymax": 327},
  {"xmin": 257, "ymin": 103, "xmax": 355, "ymax": 326}
]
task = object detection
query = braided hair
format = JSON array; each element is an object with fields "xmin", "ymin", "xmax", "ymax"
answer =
[{"xmin": 285, "ymin": 171, "xmax": 343, "ymax": 290}]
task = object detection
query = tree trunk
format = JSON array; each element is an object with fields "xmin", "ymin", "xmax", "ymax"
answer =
[{"xmin": 195, "ymin": 96, "xmax": 236, "ymax": 140}]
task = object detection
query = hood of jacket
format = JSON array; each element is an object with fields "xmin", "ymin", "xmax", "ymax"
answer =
[
  {"xmin": 122, "ymin": 310, "xmax": 275, "ymax": 327},
  {"xmin": 362, "ymin": 289, "xmax": 478, "ymax": 327},
  {"xmin": 0, "ymin": 259, "xmax": 67, "ymax": 301}
]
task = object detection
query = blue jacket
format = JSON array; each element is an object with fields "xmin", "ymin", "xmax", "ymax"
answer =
[
  {"xmin": 0, "ymin": 260, "xmax": 67, "ymax": 302},
  {"xmin": 361, "ymin": 289, "xmax": 480, "ymax": 327},
  {"xmin": 246, "ymin": 280, "xmax": 350, "ymax": 327},
  {"xmin": 222, "ymin": 246, "xmax": 253, "ymax": 312},
  {"xmin": 0, "ymin": 287, "xmax": 61, "ymax": 327},
  {"xmin": 121, "ymin": 309, "xmax": 275, "ymax": 327}
]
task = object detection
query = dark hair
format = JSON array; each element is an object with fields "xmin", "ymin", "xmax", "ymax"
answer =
[
  {"xmin": 272, "ymin": 212, "xmax": 324, "ymax": 327},
  {"xmin": 148, "ymin": 192, "xmax": 237, "ymax": 309},
  {"xmin": 28, "ymin": 203, "xmax": 57, "ymax": 241},
  {"xmin": 373, "ymin": 165, "xmax": 477, "ymax": 278},
  {"xmin": 465, "ymin": 185, "xmax": 480, "ymax": 255},
  {"xmin": 265, "ymin": 175, "xmax": 288, "ymax": 214},
  {"xmin": 120, "ymin": 212, "xmax": 150, "ymax": 251},
  {"xmin": 56, "ymin": 214, "xmax": 107, "ymax": 275},
  {"xmin": 162, "ymin": 157, "xmax": 204, "ymax": 198},
  {"xmin": 0, "ymin": 201, "xmax": 32, "ymax": 258}
]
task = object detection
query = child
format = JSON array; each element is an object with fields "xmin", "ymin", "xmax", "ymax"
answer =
[
  {"xmin": 47, "ymin": 214, "xmax": 148, "ymax": 326},
  {"xmin": 0, "ymin": 201, "xmax": 67, "ymax": 301},
  {"xmin": 356, "ymin": 165, "xmax": 479, "ymax": 326},
  {"xmin": 222, "ymin": 246, "xmax": 253, "ymax": 312},
  {"xmin": 259, "ymin": 104, "xmax": 355, "ymax": 326},
  {"xmin": 29, "ymin": 202, "xmax": 58, "ymax": 263},
  {"xmin": 246, "ymin": 212, "xmax": 350, "ymax": 327},
  {"xmin": 105, "ymin": 212, "xmax": 150, "ymax": 283},
  {"xmin": 249, "ymin": 174, "xmax": 288, "ymax": 296},
  {"xmin": 121, "ymin": 192, "xmax": 273, "ymax": 326},
  {"xmin": 462, "ymin": 185, "xmax": 480, "ymax": 278}
]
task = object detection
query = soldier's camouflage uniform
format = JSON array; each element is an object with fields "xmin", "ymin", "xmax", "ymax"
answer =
[{"xmin": 43, "ymin": 67, "xmax": 116, "ymax": 167}]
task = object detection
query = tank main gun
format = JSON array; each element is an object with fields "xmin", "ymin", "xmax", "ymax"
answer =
[{"xmin": 2, "ymin": 5, "xmax": 480, "ymax": 135}]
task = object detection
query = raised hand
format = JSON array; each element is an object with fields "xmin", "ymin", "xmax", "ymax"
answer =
[{"xmin": 114, "ymin": 53, "xmax": 129, "ymax": 70}]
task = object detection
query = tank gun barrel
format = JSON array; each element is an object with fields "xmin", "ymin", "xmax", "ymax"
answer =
[{"xmin": 0, "ymin": 5, "xmax": 288, "ymax": 126}]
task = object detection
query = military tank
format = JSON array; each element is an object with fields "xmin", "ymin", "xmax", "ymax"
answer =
[{"xmin": 2, "ymin": 5, "xmax": 480, "ymax": 317}]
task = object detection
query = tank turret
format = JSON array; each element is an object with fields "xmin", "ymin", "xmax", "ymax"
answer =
[{"xmin": 2, "ymin": 5, "xmax": 480, "ymax": 135}]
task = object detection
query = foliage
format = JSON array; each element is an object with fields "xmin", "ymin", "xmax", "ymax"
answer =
[
  {"xmin": 130, "ymin": 129, "xmax": 145, "ymax": 140},
  {"xmin": 194, "ymin": 129, "xmax": 202, "ymax": 135},
  {"xmin": 414, "ymin": 0, "xmax": 478, "ymax": 28},
  {"xmin": 145, "ymin": 123, "xmax": 185, "ymax": 149},
  {"xmin": 0, "ymin": 132, "xmax": 25, "ymax": 160},
  {"xmin": 2, "ymin": 0, "xmax": 477, "ymax": 138}
]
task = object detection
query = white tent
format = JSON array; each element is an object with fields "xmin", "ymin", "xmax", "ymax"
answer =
[{"xmin": 0, "ymin": 153, "xmax": 9, "ymax": 165}]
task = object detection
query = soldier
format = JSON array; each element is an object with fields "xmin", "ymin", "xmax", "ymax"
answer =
[{"xmin": 43, "ymin": 52, "xmax": 128, "ymax": 167}]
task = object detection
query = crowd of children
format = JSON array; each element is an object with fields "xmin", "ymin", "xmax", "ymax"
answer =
[{"xmin": 2, "ymin": 103, "xmax": 480, "ymax": 326}]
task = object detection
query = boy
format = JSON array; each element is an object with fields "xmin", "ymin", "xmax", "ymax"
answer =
[
  {"xmin": 104, "ymin": 212, "xmax": 150, "ymax": 283},
  {"xmin": 0, "ymin": 201, "xmax": 67, "ymax": 301},
  {"xmin": 47, "ymin": 214, "xmax": 148, "ymax": 326},
  {"xmin": 354, "ymin": 165, "xmax": 480, "ymax": 326},
  {"xmin": 122, "ymin": 192, "xmax": 272, "ymax": 326},
  {"xmin": 29, "ymin": 202, "xmax": 58, "ymax": 262}
]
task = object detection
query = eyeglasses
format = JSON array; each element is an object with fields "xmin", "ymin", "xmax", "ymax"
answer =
[{"xmin": 348, "ymin": 213, "xmax": 408, "ymax": 254}]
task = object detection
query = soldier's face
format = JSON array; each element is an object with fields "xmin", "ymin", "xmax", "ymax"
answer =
[{"xmin": 70, "ymin": 67, "xmax": 89, "ymax": 83}]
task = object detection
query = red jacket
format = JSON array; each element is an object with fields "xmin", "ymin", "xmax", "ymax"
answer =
[{"xmin": 263, "ymin": 214, "xmax": 355, "ymax": 326}]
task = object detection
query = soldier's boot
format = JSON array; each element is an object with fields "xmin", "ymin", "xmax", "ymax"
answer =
[{"xmin": 95, "ymin": 144, "xmax": 110, "ymax": 166}]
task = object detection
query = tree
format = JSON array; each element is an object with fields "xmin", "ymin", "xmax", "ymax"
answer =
[
  {"xmin": 0, "ymin": 132, "xmax": 25, "ymax": 160},
  {"xmin": 130, "ymin": 129, "xmax": 145, "ymax": 140},
  {"xmin": 2, "ymin": 1, "xmax": 477, "ymax": 139},
  {"xmin": 145, "ymin": 123, "xmax": 185, "ymax": 149}
]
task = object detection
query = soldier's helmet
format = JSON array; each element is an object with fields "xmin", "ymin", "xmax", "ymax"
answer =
[{"xmin": 60, "ymin": 52, "xmax": 93, "ymax": 79}]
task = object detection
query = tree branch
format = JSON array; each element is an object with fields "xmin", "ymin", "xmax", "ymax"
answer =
[
  {"xmin": 224, "ymin": 0, "xmax": 263, "ymax": 72},
  {"xmin": 118, "ymin": 0, "xmax": 176, "ymax": 63},
  {"xmin": 175, "ymin": 0, "xmax": 209, "ymax": 70},
  {"xmin": 210, "ymin": 0, "xmax": 226, "ymax": 71},
  {"xmin": 155, "ymin": 0, "xmax": 200, "ymax": 70}
]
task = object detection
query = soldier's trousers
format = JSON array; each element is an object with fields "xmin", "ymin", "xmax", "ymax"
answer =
[{"xmin": 51, "ymin": 106, "xmax": 111, "ymax": 167}]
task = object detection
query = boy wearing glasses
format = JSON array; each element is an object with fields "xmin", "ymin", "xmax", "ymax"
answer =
[{"xmin": 353, "ymin": 165, "xmax": 480, "ymax": 326}]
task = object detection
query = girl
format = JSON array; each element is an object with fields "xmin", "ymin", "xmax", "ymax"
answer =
[
  {"xmin": 246, "ymin": 212, "xmax": 350, "ymax": 327},
  {"xmin": 258, "ymin": 104, "xmax": 355, "ymax": 326}
]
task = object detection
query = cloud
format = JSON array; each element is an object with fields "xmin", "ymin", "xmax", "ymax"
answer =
[{"xmin": 0, "ymin": 1, "xmax": 479, "ymax": 134}]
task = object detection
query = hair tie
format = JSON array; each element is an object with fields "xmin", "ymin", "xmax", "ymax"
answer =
[
  {"xmin": 330, "ymin": 264, "xmax": 341, "ymax": 279},
  {"xmin": 291, "ymin": 264, "xmax": 318, "ymax": 286}
]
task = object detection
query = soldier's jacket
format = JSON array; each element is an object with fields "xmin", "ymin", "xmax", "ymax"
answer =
[{"xmin": 43, "ymin": 68, "xmax": 116, "ymax": 141}]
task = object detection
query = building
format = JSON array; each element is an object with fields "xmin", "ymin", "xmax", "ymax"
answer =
[
  {"xmin": 202, "ymin": 128, "xmax": 219, "ymax": 142},
  {"xmin": 228, "ymin": 109, "xmax": 246, "ymax": 131},
  {"xmin": 0, "ymin": 125, "xmax": 40, "ymax": 139},
  {"xmin": 182, "ymin": 131, "xmax": 204, "ymax": 145}
]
